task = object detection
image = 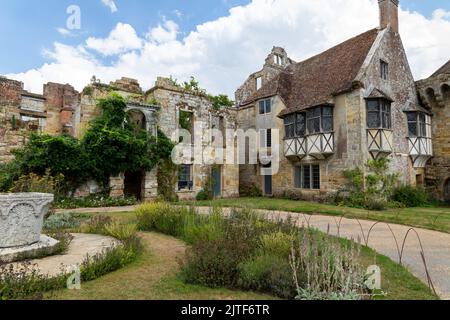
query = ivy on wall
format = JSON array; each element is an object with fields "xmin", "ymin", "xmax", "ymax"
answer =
[{"xmin": 0, "ymin": 93, "xmax": 174, "ymax": 195}]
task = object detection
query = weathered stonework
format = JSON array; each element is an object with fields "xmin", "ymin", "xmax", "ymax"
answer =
[
  {"xmin": 0, "ymin": 193, "xmax": 54, "ymax": 248},
  {"xmin": 234, "ymin": 1, "xmax": 431, "ymax": 200},
  {"xmin": 417, "ymin": 72, "xmax": 450, "ymax": 201}
]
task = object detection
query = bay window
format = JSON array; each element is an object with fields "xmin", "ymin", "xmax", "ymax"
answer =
[
  {"xmin": 284, "ymin": 106, "xmax": 333, "ymax": 138},
  {"xmin": 367, "ymin": 99, "xmax": 392, "ymax": 129},
  {"xmin": 407, "ymin": 112, "xmax": 430, "ymax": 138}
]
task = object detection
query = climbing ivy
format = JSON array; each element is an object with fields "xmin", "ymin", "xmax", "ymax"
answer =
[{"xmin": 0, "ymin": 94, "xmax": 174, "ymax": 195}]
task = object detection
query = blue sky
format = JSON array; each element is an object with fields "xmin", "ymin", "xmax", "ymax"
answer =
[
  {"xmin": 1, "ymin": 0, "xmax": 449, "ymax": 95},
  {"xmin": 0, "ymin": 0, "xmax": 249, "ymax": 73}
]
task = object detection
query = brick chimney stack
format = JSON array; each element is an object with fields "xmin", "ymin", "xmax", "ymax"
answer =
[{"xmin": 379, "ymin": 0, "xmax": 399, "ymax": 33}]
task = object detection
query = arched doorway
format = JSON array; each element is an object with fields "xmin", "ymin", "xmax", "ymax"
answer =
[
  {"xmin": 445, "ymin": 179, "xmax": 450, "ymax": 203},
  {"xmin": 124, "ymin": 171, "xmax": 144, "ymax": 201},
  {"xmin": 127, "ymin": 109, "xmax": 147, "ymax": 131}
]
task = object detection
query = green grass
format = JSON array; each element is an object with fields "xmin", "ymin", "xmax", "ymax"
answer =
[
  {"xmin": 53, "ymin": 211, "xmax": 438, "ymax": 300},
  {"xmin": 179, "ymin": 197, "xmax": 450, "ymax": 233}
]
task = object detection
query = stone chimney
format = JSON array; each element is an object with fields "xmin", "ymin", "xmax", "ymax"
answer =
[{"xmin": 379, "ymin": 0, "xmax": 399, "ymax": 33}]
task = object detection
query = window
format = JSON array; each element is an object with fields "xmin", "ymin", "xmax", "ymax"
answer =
[
  {"xmin": 274, "ymin": 54, "xmax": 283, "ymax": 66},
  {"xmin": 259, "ymin": 98, "xmax": 272, "ymax": 115},
  {"xmin": 284, "ymin": 115, "xmax": 296, "ymax": 139},
  {"xmin": 256, "ymin": 77, "xmax": 262, "ymax": 90},
  {"xmin": 307, "ymin": 108, "xmax": 321, "ymax": 134},
  {"xmin": 407, "ymin": 112, "xmax": 430, "ymax": 138},
  {"xmin": 260, "ymin": 129, "xmax": 272, "ymax": 148},
  {"xmin": 295, "ymin": 113, "xmax": 306, "ymax": 137},
  {"xmin": 295, "ymin": 165, "xmax": 320, "ymax": 190},
  {"xmin": 367, "ymin": 99, "xmax": 391, "ymax": 129},
  {"xmin": 284, "ymin": 106, "xmax": 333, "ymax": 139},
  {"xmin": 178, "ymin": 165, "xmax": 193, "ymax": 191},
  {"xmin": 381, "ymin": 60, "xmax": 389, "ymax": 80}
]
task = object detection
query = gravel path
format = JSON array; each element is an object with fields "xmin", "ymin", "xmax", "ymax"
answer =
[{"xmin": 57, "ymin": 205, "xmax": 450, "ymax": 299}]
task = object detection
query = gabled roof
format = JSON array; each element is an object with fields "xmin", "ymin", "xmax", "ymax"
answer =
[
  {"xmin": 241, "ymin": 28, "xmax": 380, "ymax": 117},
  {"xmin": 431, "ymin": 60, "xmax": 450, "ymax": 77},
  {"xmin": 366, "ymin": 88, "xmax": 393, "ymax": 101}
]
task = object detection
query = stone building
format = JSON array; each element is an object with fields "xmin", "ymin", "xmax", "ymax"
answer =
[
  {"xmin": 235, "ymin": 0, "xmax": 434, "ymax": 200},
  {"xmin": 416, "ymin": 60, "xmax": 450, "ymax": 201},
  {"xmin": 0, "ymin": 75, "xmax": 239, "ymax": 201},
  {"xmin": 1, "ymin": 0, "xmax": 449, "ymax": 203},
  {"xmin": 0, "ymin": 77, "xmax": 79, "ymax": 163}
]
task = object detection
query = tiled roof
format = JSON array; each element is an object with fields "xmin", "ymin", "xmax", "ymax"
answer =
[
  {"xmin": 241, "ymin": 28, "xmax": 379, "ymax": 117},
  {"xmin": 431, "ymin": 60, "xmax": 450, "ymax": 77}
]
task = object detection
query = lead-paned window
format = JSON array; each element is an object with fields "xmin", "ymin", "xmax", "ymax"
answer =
[
  {"xmin": 367, "ymin": 99, "xmax": 391, "ymax": 129},
  {"xmin": 294, "ymin": 165, "xmax": 320, "ymax": 190},
  {"xmin": 178, "ymin": 165, "xmax": 193, "ymax": 191}
]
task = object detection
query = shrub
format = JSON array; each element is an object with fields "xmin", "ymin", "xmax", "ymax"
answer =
[
  {"xmin": 183, "ymin": 209, "xmax": 225, "ymax": 245},
  {"xmin": 290, "ymin": 231, "xmax": 365, "ymax": 300},
  {"xmin": 239, "ymin": 184, "xmax": 262, "ymax": 197},
  {"xmin": 392, "ymin": 186, "xmax": 429, "ymax": 207},
  {"xmin": 196, "ymin": 190, "xmax": 211, "ymax": 201},
  {"xmin": 340, "ymin": 158, "xmax": 400, "ymax": 211},
  {"xmin": 82, "ymin": 215, "xmax": 113, "ymax": 234},
  {"xmin": 10, "ymin": 170, "xmax": 64, "ymax": 195},
  {"xmin": 180, "ymin": 237, "xmax": 249, "ymax": 288},
  {"xmin": 136, "ymin": 202, "xmax": 195, "ymax": 237},
  {"xmin": 104, "ymin": 221, "xmax": 137, "ymax": 241},
  {"xmin": 238, "ymin": 254, "xmax": 296, "ymax": 299},
  {"xmin": 80, "ymin": 235, "xmax": 142, "ymax": 282},
  {"xmin": 43, "ymin": 213, "xmax": 81, "ymax": 231},
  {"xmin": 258, "ymin": 232, "xmax": 294, "ymax": 257},
  {"xmin": 54, "ymin": 195, "xmax": 137, "ymax": 209}
]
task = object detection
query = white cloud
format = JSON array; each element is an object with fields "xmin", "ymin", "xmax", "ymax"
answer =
[
  {"xmin": 56, "ymin": 28, "xmax": 73, "ymax": 37},
  {"xmin": 86, "ymin": 23, "xmax": 142, "ymax": 56},
  {"xmin": 147, "ymin": 20, "xmax": 179, "ymax": 44},
  {"xmin": 101, "ymin": 0, "xmax": 118, "ymax": 13},
  {"xmin": 6, "ymin": 0, "xmax": 450, "ymax": 95}
]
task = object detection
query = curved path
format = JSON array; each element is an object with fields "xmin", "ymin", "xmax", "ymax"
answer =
[
  {"xmin": 58, "ymin": 205, "xmax": 450, "ymax": 299},
  {"xmin": 10, "ymin": 234, "xmax": 119, "ymax": 277}
]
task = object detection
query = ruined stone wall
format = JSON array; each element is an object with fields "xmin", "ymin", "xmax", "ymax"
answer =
[
  {"xmin": 0, "ymin": 78, "xmax": 27, "ymax": 163},
  {"xmin": 417, "ymin": 73, "xmax": 450, "ymax": 200},
  {"xmin": 235, "ymin": 47, "xmax": 293, "ymax": 107},
  {"xmin": 148, "ymin": 77, "xmax": 239, "ymax": 200}
]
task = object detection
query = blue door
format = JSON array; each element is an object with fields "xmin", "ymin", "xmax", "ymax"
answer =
[
  {"xmin": 212, "ymin": 167, "xmax": 222, "ymax": 198},
  {"xmin": 264, "ymin": 175, "xmax": 273, "ymax": 196}
]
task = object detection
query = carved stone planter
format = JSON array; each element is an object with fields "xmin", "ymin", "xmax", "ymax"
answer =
[{"xmin": 0, "ymin": 193, "xmax": 54, "ymax": 248}]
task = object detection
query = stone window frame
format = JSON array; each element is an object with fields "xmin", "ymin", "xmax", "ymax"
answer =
[
  {"xmin": 294, "ymin": 164, "xmax": 320, "ymax": 190},
  {"xmin": 256, "ymin": 76, "xmax": 262, "ymax": 90},
  {"xmin": 258, "ymin": 98, "xmax": 272, "ymax": 115},
  {"xmin": 178, "ymin": 164, "xmax": 193, "ymax": 191},
  {"xmin": 366, "ymin": 99, "xmax": 392, "ymax": 130},
  {"xmin": 380, "ymin": 60, "xmax": 389, "ymax": 80},
  {"xmin": 260, "ymin": 128, "xmax": 272, "ymax": 148}
]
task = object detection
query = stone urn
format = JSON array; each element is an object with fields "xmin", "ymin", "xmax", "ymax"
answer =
[{"xmin": 0, "ymin": 193, "xmax": 54, "ymax": 248}]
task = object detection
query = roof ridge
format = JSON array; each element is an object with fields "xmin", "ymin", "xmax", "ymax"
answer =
[{"xmin": 292, "ymin": 28, "xmax": 378, "ymax": 67}]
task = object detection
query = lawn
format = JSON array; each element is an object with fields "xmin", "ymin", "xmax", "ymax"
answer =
[
  {"xmin": 180, "ymin": 197, "xmax": 450, "ymax": 233},
  {"xmin": 51, "ymin": 211, "xmax": 438, "ymax": 300}
]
